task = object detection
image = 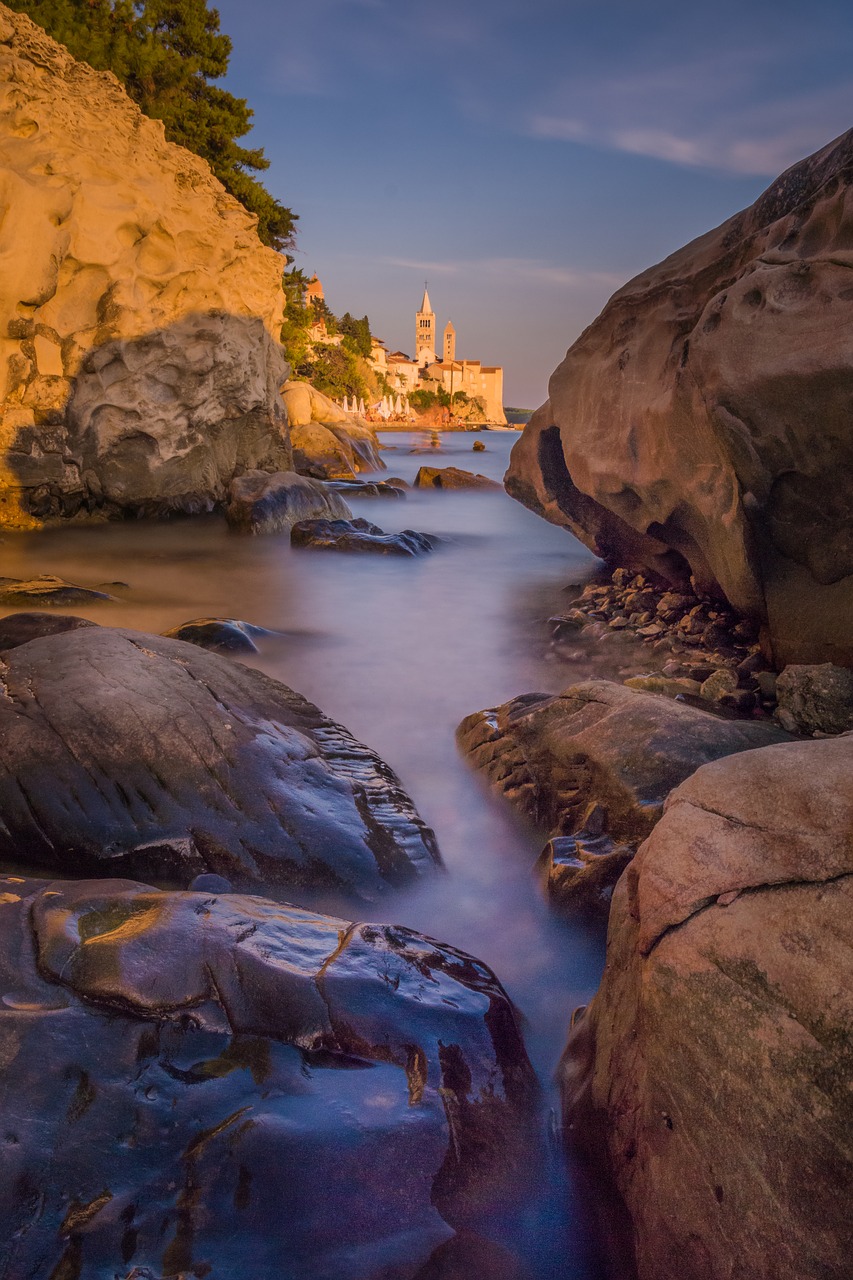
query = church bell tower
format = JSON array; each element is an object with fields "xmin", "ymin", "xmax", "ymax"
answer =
[
  {"xmin": 443, "ymin": 320, "xmax": 456, "ymax": 362},
  {"xmin": 415, "ymin": 285, "xmax": 436, "ymax": 366}
]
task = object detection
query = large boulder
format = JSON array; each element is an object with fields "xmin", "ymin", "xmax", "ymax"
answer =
[
  {"xmin": 0, "ymin": 5, "xmax": 290, "ymax": 527},
  {"xmin": 458, "ymin": 681, "xmax": 793, "ymax": 913},
  {"xmin": 0, "ymin": 874, "xmax": 536, "ymax": 1279},
  {"xmin": 0, "ymin": 624, "xmax": 440, "ymax": 901},
  {"xmin": 561, "ymin": 734, "xmax": 853, "ymax": 1280},
  {"xmin": 225, "ymin": 469, "xmax": 352, "ymax": 534},
  {"xmin": 457, "ymin": 680, "xmax": 793, "ymax": 843},
  {"xmin": 506, "ymin": 130, "xmax": 853, "ymax": 667}
]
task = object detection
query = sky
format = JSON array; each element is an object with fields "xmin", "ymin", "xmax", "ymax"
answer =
[{"xmin": 216, "ymin": 0, "xmax": 853, "ymax": 407}]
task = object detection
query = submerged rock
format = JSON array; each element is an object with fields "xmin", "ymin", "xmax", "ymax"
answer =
[
  {"xmin": 506, "ymin": 129, "xmax": 853, "ymax": 667},
  {"xmin": 457, "ymin": 681, "xmax": 793, "ymax": 911},
  {"xmin": 561, "ymin": 734, "xmax": 853, "ymax": 1280},
  {"xmin": 414, "ymin": 467, "xmax": 501, "ymax": 491},
  {"xmin": 225, "ymin": 470, "xmax": 352, "ymax": 534},
  {"xmin": 0, "ymin": 6, "xmax": 290, "ymax": 527},
  {"xmin": 0, "ymin": 625, "xmax": 440, "ymax": 901},
  {"xmin": 291, "ymin": 517, "xmax": 436, "ymax": 556},
  {"xmin": 0, "ymin": 575, "xmax": 115, "ymax": 606},
  {"xmin": 0, "ymin": 874, "xmax": 536, "ymax": 1280},
  {"xmin": 161, "ymin": 617, "xmax": 275, "ymax": 654}
]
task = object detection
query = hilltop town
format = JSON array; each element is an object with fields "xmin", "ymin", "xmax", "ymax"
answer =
[{"xmin": 291, "ymin": 275, "xmax": 506, "ymax": 426}]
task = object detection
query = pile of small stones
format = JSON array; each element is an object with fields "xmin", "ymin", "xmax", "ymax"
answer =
[{"xmin": 550, "ymin": 568, "xmax": 778, "ymax": 718}]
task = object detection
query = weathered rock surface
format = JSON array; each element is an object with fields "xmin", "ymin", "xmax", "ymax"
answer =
[
  {"xmin": 458, "ymin": 680, "xmax": 793, "ymax": 843},
  {"xmin": 161, "ymin": 617, "xmax": 275, "ymax": 654},
  {"xmin": 0, "ymin": 4, "xmax": 290, "ymax": 527},
  {"xmin": 0, "ymin": 573, "xmax": 115, "ymax": 606},
  {"xmin": 561, "ymin": 734, "xmax": 853, "ymax": 1280},
  {"xmin": 225, "ymin": 469, "xmax": 352, "ymax": 534},
  {"xmin": 458, "ymin": 681, "xmax": 793, "ymax": 911},
  {"xmin": 291, "ymin": 517, "xmax": 436, "ymax": 557},
  {"xmin": 0, "ymin": 874, "xmax": 536, "ymax": 1279},
  {"xmin": 283, "ymin": 382, "xmax": 385, "ymax": 479},
  {"xmin": 507, "ymin": 130, "xmax": 853, "ymax": 666},
  {"xmin": 775, "ymin": 662, "xmax": 853, "ymax": 735},
  {"xmin": 414, "ymin": 466, "xmax": 501, "ymax": 491},
  {"xmin": 0, "ymin": 625, "xmax": 440, "ymax": 900}
]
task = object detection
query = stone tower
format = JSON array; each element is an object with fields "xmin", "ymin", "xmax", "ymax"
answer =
[
  {"xmin": 443, "ymin": 320, "xmax": 456, "ymax": 362},
  {"xmin": 416, "ymin": 285, "xmax": 436, "ymax": 366}
]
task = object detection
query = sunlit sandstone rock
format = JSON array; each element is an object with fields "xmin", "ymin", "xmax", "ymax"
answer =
[
  {"xmin": 283, "ymin": 382, "xmax": 385, "ymax": 479},
  {"xmin": 561, "ymin": 734, "xmax": 853, "ymax": 1280},
  {"xmin": 0, "ymin": 3, "xmax": 290, "ymax": 525},
  {"xmin": 506, "ymin": 129, "xmax": 853, "ymax": 667}
]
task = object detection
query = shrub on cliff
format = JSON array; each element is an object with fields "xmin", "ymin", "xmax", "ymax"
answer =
[{"xmin": 6, "ymin": 0, "xmax": 296, "ymax": 250}]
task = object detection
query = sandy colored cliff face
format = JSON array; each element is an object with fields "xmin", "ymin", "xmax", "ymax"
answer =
[
  {"xmin": 506, "ymin": 129, "xmax": 853, "ymax": 666},
  {"xmin": 0, "ymin": 3, "xmax": 291, "ymax": 525}
]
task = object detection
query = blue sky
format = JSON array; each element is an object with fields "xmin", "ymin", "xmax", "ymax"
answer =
[{"xmin": 216, "ymin": 0, "xmax": 853, "ymax": 406}]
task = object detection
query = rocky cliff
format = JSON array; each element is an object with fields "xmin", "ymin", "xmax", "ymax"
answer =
[
  {"xmin": 0, "ymin": 3, "xmax": 290, "ymax": 526},
  {"xmin": 506, "ymin": 130, "xmax": 853, "ymax": 667}
]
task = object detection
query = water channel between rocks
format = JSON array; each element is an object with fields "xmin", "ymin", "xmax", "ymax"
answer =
[{"xmin": 0, "ymin": 430, "xmax": 665, "ymax": 1279}]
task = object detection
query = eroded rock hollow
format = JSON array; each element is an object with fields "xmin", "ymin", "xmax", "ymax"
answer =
[
  {"xmin": 507, "ymin": 129, "xmax": 853, "ymax": 667},
  {"xmin": 0, "ymin": 4, "xmax": 291, "ymax": 525}
]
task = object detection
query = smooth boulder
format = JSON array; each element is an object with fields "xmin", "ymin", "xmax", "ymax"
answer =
[
  {"xmin": 291, "ymin": 517, "xmax": 436, "ymax": 557},
  {"xmin": 506, "ymin": 129, "xmax": 853, "ymax": 666},
  {"xmin": 561, "ymin": 734, "xmax": 853, "ymax": 1279},
  {"xmin": 414, "ymin": 467, "xmax": 501, "ymax": 491},
  {"xmin": 0, "ymin": 610, "xmax": 98, "ymax": 649},
  {"xmin": 0, "ymin": 874, "xmax": 536, "ymax": 1280},
  {"xmin": 0, "ymin": 625, "xmax": 440, "ymax": 901},
  {"xmin": 161, "ymin": 617, "xmax": 275, "ymax": 654},
  {"xmin": 225, "ymin": 470, "xmax": 352, "ymax": 534}
]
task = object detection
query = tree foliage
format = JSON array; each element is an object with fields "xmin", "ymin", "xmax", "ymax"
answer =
[{"xmin": 6, "ymin": 0, "xmax": 296, "ymax": 250}]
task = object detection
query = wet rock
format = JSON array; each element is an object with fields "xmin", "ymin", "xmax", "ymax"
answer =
[
  {"xmin": 699, "ymin": 667, "xmax": 739, "ymax": 703},
  {"xmin": 161, "ymin": 617, "xmax": 274, "ymax": 654},
  {"xmin": 225, "ymin": 470, "xmax": 352, "ymax": 535},
  {"xmin": 472, "ymin": 441, "xmax": 486, "ymax": 452},
  {"xmin": 0, "ymin": 575, "xmax": 115, "ymax": 606},
  {"xmin": 414, "ymin": 467, "xmax": 501, "ymax": 491},
  {"xmin": 536, "ymin": 832, "xmax": 633, "ymax": 918},
  {"xmin": 291, "ymin": 517, "xmax": 436, "ymax": 557},
  {"xmin": 506, "ymin": 131, "xmax": 853, "ymax": 667},
  {"xmin": 290, "ymin": 420, "xmax": 378, "ymax": 481},
  {"xmin": 327, "ymin": 479, "xmax": 407, "ymax": 499},
  {"xmin": 457, "ymin": 679, "xmax": 794, "ymax": 849},
  {"xmin": 0, "ymin": 610, "xmax": 99, "ymax": 650},
  {"xmin": 775, "ymin": 662, "xmax": 853, "ymax": 735},
  {"xmin": 0, "ymin": 874, "xmax": 535, "ymax": 1280},
  {"xmin": 0, "ymin": 625, "xmax": 440, "ymax": 901},
  {"xmin": 561, "ymin": 734, "xmax": 853, "ymax": 1280}
]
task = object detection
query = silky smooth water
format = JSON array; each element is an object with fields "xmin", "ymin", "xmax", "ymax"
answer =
[{"xmin": 1, "ymin": 431, "xmax": 657, "ymax": 1278}]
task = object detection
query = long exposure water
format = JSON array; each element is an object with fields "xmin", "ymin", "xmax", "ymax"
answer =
[{"xmin": 1, "ymin": 430, "xmax": 659, "ymax": 1278}]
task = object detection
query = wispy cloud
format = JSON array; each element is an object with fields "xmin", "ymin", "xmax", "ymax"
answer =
[
  {"xmin": 526, "ymin": 37, "xmax": 853, "ymax": 176},
  {"xmin": 383, "ymin": 255, "xmax": 623, "ymax": 290}
]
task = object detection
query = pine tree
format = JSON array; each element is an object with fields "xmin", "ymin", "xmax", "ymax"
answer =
[{"xmin": 6, "ymin": 0, "xmax": 297, "ymax": 251}]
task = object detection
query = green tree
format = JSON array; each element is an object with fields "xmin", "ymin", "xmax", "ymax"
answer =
[
  {"xmin": 339, "ymin": 312, "xmax": 372, "ymax": 359},
  {"xmin": 6, "ymin": 0, "xmax": 296, "ymax": 250},
  {"xmin": 298, "ymin": 343, "xmax": 367, "ymax": 402}
]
